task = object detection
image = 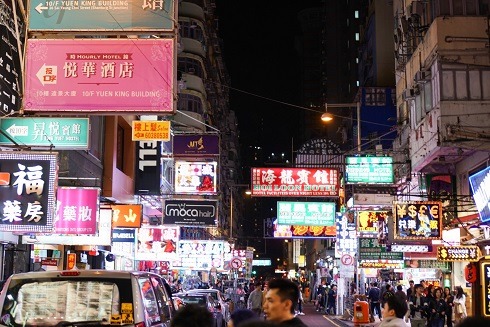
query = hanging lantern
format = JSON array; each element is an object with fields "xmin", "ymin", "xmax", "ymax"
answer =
[{"xmin": 464, "ymin": 263, "xmax": 477, "ymax": 283}]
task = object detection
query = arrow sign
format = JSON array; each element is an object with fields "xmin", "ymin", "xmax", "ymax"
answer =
[
  {"xmin": 6, "ymin": 124, "xmax": 28, "ymax": 137},
  {"xmin": 36, "ymin": 64, "xmax": 57, "ymax": 86},
  {"xmin": 35, "ymin": 3, "xmax": 48, "ymax": 13}
]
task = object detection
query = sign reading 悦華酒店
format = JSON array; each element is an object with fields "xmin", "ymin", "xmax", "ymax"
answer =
[
  {"xmin": 393, "ymin": 201, "xmax": 442, "ymax": 240},
  {"xmin": 251, "ymin": 167, "xmax": 339, "ymax": 197},
  {"xmin": 345, "ymin": 156, "xmax": 394, "ymax": 184},
  {"xmin": 277, "ymin": 201, "xmax": 335, "ymax": 226},
  {"xmin": 469, "ymin": 166, "xmax": 490, "ymax": 223},
  {"xmin": 164, "ymin": 199, "xmax": 217, "ymax": 226},
  {"xmin": 24, "ymin": 39, "xmax": 174, "ymax": 113},
  {"xmin": 0, "ymin": 152, "xmax": 57, "ymax": 232}
]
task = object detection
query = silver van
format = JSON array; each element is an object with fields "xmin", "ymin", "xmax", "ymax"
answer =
[{"xmin": 0, "ymin": 270, "xmax": 175, "ymax": 327}]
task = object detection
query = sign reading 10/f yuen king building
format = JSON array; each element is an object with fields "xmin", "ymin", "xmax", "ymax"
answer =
[
  {"xmin": 251, "ymin": 168, "xmax": 339, "ymax": 197},
  {"xmin": 393, "ymin": 201, "xmax": 442, "ymax": 240},
  {"xmin": 24, "ymin": 39, "xmax": 174, "ymax": 113},
  {"xmin": 0, "ymin": 152, "xmax": 57, "ymax": 232}
]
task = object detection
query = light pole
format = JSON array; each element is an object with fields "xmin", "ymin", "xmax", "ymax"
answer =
[
  {"xmin": 229, "ymin": 184, "xmax": 251, "ymax": 241},
  {"xmin": 321, "ymin": 102, "xmax": 361, "ymax": 152}
]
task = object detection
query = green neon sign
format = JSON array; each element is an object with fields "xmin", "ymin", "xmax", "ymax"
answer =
[
  {"xmin": 277, "ymin": 201, "xmax": 336, "ymax": 226},
  {"xmin": 345, "ymin": 156, "xmax": 394, "ymax": 184}
]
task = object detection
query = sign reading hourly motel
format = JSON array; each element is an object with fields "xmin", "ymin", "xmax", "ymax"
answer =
[
  {"xmin": 163, "ymin": 199, "xmax": 217, "ymax": 226},
  {"xmin": 251, "ymin": 167, "xmax": 339, "ymax": 197}
]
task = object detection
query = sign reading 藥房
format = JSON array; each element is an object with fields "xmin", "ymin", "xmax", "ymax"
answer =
[
  {"xmin": 173, "ymin": 134, "xmax": 220, "ymax": 156},
  {"xmin": 0, "ymin": 117, "xmax": 89, "ymax": 149},
  {"xmin": 132, "ymin": 121, "xmax": 170, "ymax": 141},
  {"xmin": 174, "ymin": 161, "xmax": 217, "ymax": 194},
  {"xmin": 277, "ymin": 201, "xmax": 335, "ymax": 226},
  {"xmin": 393, "ymin": 201, "xmax": 442, "ymax": 240},
  {"xmin": 481, "ymin": 262, "xmax": 490, "ymax": 316},
  {"xmin": 437, "ymin": 245, "xmax": 480, "ymax": 262},
  {"xmin": 163, "ymin": 199, "xmax": 217, "ymax": 226},
  {"xmin": 0, "ymin": 0, "xmax": 24, "ymax": 116},
  {"xmin": 358, "ymin": 211, "xmax": 388, "ymax": 235},
  {"xmin": 251, "ymin": 167, "xmax": 339, "ymax": 197},
  {"xmin": 345, "ymin": 156, "xmax": 394, "ymax": 184},
  {"xmin": 24, "ymin": 39, "xmax": 174, "ymax": 113},
  {"xmin": 0, "ymin": 152, "xmax": 57, "ymax": 232},
  {"xmin": 55, "ymin": 187, "xmax": 99, "ymax": 234},
  {"xmin": 28, "ymin": 0, "xmax": 175, "ymax": 31},
  {"xmin": 469, "ymin": 166, "xmax": 490, "ymax": 223}
]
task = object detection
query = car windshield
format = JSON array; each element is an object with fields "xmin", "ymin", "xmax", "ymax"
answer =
[
  {"xmin": 1, "ymin": 277, "xmax": 133, "ymax": 327},
  {"xmin": 180, "ymin": 296, "xmax": 206, "ymax": 306}
]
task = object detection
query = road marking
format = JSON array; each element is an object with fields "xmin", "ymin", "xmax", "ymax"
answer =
[{"xmin": 323, "ymin": 315, "xmax": 343, "ymax": 327}]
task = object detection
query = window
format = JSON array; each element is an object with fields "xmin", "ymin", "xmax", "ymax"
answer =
[
  {"xmin": 177, "ymin": 93, "xmax": 204, "ymax": 114},
  {"xmin": 433, "ymin": 0, "xmax": 488, "ymax": 15},
  {"xmin": 177, "ymin": 57, "xmax": 204, "ymax": 78},
  {"xmin": 441, "ymin": 66, "xmax": 490, "ymax": 100},
  {"xmin": 355, "ymin": 33, "xmax": 359, "ymax": 41},
  {"xmin": 179, "ymin": 21, "xmax": 204, "ymax": 43},
  {"xmin": 355, "ymin": 10, "xmax": 359, "ymax": 18}
]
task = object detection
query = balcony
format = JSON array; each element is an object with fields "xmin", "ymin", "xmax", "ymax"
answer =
[
  {"xmin": 179, "ymin": 1, "xmax": 205, "ymax": 21},
  {"xmin": 181, "ymin": 38, "xmax": 206, "ymax": 57},
  {"xmin": 181, "ymin": 73, "xmax": 206, "ymax": 96}
]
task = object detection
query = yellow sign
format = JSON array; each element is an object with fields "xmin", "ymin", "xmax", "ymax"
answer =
[
  {"xmin": 121, "ymin": 303, "xmax": 133, "ymax": 314},
  {"xmin": 132, "ymin": 120, "xmax": 170, "ymax": 141},
  {"xmin": 121, "ymin": 313, "xmax": 134, "ymax": 324},
  {"xmin": 110, "ymin": 314, "xmax": 121, "ymax": 324},
  {"xmin": 437, "ymin": 245, "xmax": 480, "ymax": 262}
]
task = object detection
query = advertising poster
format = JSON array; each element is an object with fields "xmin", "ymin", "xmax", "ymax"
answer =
[
  {"xmin": 135, "ymin": 226, "xmax": 179, "ymax": 261},
  {"xmin": 175, "ymin": 240, "xmax": 225, "ymax": 270},
  {"xmin": 265, "ymin": 218, "xmax": 336, "ymax": 239},
  {"xmin": 358, "ymin": 211, "xmax": 388, "ymax": 235},
  {"xmin": 174, "ymin": 161, "xmax": 217, "ymax": 194},
  {"xmin": 393, "ymin": 201, "xmax": 442, "ymax": 240},
  {"xmin": 0, "ymin": 152, "xmax": 57, "ymax": 232},
  {"xmin": 24, "ymin": 39, "xmax": 174, "ymax": 113},
  {"xmin": 251, "ymin": 167, "xmax": 339, "ymax": 197},
  {"xmin": 55, "ymin": 187, "xmax": 99, "ymax": 234}
]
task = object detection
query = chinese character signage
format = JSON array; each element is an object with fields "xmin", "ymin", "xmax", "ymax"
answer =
[
  {"xmin": 359, "ymin": 237, "xmax": 404, "ymax": 260},
  {"xmin": 55, "ymin": 187, "xmax": 99, "ymax": 234},
  {"xmin": 358, "ymin": 211, "xmax": 388, "ymax": 234},
  {"xmin": 481, "ymin": 261, "xmax": 490, "ymax": 316},
  {"xmin": 135, "ymin": 226, "xmax": 179, "ymax": 261},
  {"xmin": 174, "ymin": 240, "xmax": 225, "ymax": 270},
  {"xmin": 469, "ymin": 166, "xmax": 490, "ymax": 223},
  {"xmin": 163, "ymin": 199, "xmax": 217, "ymax": 226},
  {"xmin": 345, "ymin": 156, "xmax": 394, "ymax": 184},
  {"xmin": 265, "ymin": 218, "xmax": 335, "ymax": 239},
  {"xmin": 135, "ymin": 140, "xmax": 161, "ymax": 195},
  {"xmin": 173, "ymin": 134, "xmax": 220, "ymax": 156},
  {"xmin": 277, "ymin": 201, "xmax": 335, "ymax": 226},
  {"xmin": 0, "ymin": 117, "xmax": 89, "ymax": 149},
  {"xmin": 0, "ymin": 152, "xmax": 57, "ymax": 232},
  {"xmin": 393, "ymin": 201, "xmax": 442, "ymax": 240},
  {"xmin": 251, "ymin": 167, "xmax": 339, "ymax": 197},
  {"xmin": 336, "ymin": 212, "xmax": 357, "ymax": 257},
  {"xmin": 174, "ymin": 161, "xmax": 217, "ymax": 194},
  {"xmin": 28, "ymin": 0, "xmax": 175, "ymax": 31},
  {"xmin": 132, "ymin": 120, "xmax": 170, "ymax": 141},
  {"xmin": 112, "ymin": 204, "xmax": 142, "ymax": 228},
  {"xmin": 24, "ymin": 39, "xmax": 174, "ymax": 113},
  {"xmin": 437, "ymin": 245, "xmax": 480, "ymax": 262},
  {"xmin": 0, "ymin": 0, "xmax": 23, "ymax": 116}
]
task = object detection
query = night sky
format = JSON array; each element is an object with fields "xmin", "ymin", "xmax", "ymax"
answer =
[{"xmin": 215, "ymin": 1, "xmax": 321, "ymax": 159}]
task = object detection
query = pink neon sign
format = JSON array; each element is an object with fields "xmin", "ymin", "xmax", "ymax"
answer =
[
  {"xmin": 55, "ymin": 187, "xmax": 100, "ymax": 235},
  {"xmin": 24, "ymin": 39, "xmax": 174, "ymax": 113}
]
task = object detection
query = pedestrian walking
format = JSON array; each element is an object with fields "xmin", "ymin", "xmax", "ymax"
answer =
[
  {"xmin": 262, "ymin": 278, "xmax": 307, "ymax": 327},
  {"xmin": 428, "ymin": 288, "xmax": 446, "ymax": 327},
  {"xmin": 248, "ymin": 281, "xmax": 263, "ymax": 316},
  {"xmin": 443, "ymin": 287, "xmax": 454, "ymax": 327},
  {"xmin": 368, "ymin": 282, "xmax": 382, "ymax": 321},
  {"xmin": 453, "ymin": 286, "xmax": 467, "ymax": 324},
  {"xmin": 408, "ymin": 284, "xmax": 429, "ymax": 327}
]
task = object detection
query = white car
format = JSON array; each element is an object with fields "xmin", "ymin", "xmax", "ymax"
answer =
[
  {"xmin": 0, "ymin": 270, "xmax": 176, "ymax": 327},
  {"xmin": 187, "ymin": 289, "xmax": 231, "ymax": 322}
]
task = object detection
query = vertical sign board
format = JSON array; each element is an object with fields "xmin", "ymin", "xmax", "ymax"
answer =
[
  {"xmin": 482, "ymin": 262, "xmax": 490, "ymax": 317},
  {"xmin": 135, "ymin": 141, "xmax": 161, "ymax": 195},
  {"xmin": 28, "ymin": 0, "xmax": 175, "ymax": 31},
  {"xmin": 0, "ymin": 0, "xmax": 24, "ymax": 116},
  {"xmin": 55, "ymin": 187, "xmax": 99, "ymax": 234},
  {"xmin": 24, "ymin": 39, "xmax": 174, "ymax": 113},
  {"xmin": 469, "ymin": 166, "xmax": 490, "ymax": 223},
  {"xmin": 0, "ymin": 152, "xmax": 57, "ymax": 232},
  {"xmin": 335, "ymin": 212, "xmax": 357, "ymax": 258}
]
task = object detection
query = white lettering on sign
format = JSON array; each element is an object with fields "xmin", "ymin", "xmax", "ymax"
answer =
[{"xmin": 138, "ymin": 141, "xmax": 157, "ymax": 171}]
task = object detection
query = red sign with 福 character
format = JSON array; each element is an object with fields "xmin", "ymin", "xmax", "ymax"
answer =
[{"xmin": 251, "ymin": 167, "xmax": 339, "ymax": 197}]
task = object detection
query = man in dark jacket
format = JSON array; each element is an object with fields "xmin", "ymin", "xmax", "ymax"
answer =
[
  {"xmin": 368, "ymin": 282, "xmax": 382, "ymax": 321},
  {"xmin": 263, "ymin": 278, "xmax": 307, "ymax": 327},
  {"xmin": 408, "ymin": 284, "xmax": 429, "ymax": 327}
]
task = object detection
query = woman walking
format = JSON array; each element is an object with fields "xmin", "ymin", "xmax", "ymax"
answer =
[
  {"xmin": 453, "ymin": 286, "xmax": 467, "ymax": 324},
  {"xmin": 443, "ymin": 287, "xmax": 454, "ymax": 327},
  {"xmin": 429, "ymin": 288, "xmax": 447, "ymax": 327}
]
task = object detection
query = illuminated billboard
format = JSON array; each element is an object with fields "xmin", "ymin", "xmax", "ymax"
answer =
[
  {"xmin": 393, "ymin": 201, "xmax": 442, "ymax": 240},
  {"xmin": 469, "ymin": 166, "xmax": 490, "ymax": 223},
  {"xmin": 345, "ymin": 156, "xmax": 394, "ymax": 184},
  {"xmin": 277, "ymin": 201, "xmax": 335, "ymax": 226},
  {"xmin": 174, "ymin": 161, "xmax": 217, "ymax": 194},
  {"xmin": 251, "ymin": 167, "xmax": 339, "ymax": 197}
]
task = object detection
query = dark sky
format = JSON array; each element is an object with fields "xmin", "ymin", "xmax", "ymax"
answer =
[{"xmin": 215, "ymin": 1, "xmax": 320, "ymax": 158}]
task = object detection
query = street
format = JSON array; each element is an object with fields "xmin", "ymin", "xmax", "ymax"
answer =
[{"xmin": 296, "ymin": 302, "xmax": 353, "ymax": 327}]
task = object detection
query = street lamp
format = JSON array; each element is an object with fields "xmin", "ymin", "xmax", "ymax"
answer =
[
  {"xmin": 321, "ymin": 102, "xmax": 361, "ymax": 151},
  {"xmin": 229, "ymin": 184, "xmax": 251, "ymax": 240}
]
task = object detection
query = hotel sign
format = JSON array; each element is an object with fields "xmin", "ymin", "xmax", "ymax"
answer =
[
  {"xmin": 437, "ymin": 245, "xmax": 480, "ymax": 262},
  {"xmin": 469, "ymin": 166, "xmax": 490, "ymax": 223},
  {"xmin": 345, "ymin": 156, "xmax": 394, "ymax": 184},
  {"xmin": 394, "ymin": 201, "xmax": 442, "ymax": 240},
  {"xmin": 277, "ymin": 201, "xmax": 335, "ymax": 226},
  {"xmin": 251, "ymin": 167, "xmax": 339, "ymax": 197}
]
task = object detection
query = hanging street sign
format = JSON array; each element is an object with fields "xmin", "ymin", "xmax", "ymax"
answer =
[
  {"xmin": 132, "ymin": 121, "xmax": 170, "ymax": 141},
  {"xmin": 345, "ymin": 156, "xmax": 394, "ymax": 184},
  {"xmin": 437, "ymin": 245, "xmax": 480, "ymax": 262}
]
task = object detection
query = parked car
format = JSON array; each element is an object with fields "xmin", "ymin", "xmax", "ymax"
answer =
[
  {"xmin": 187, "ymin": 288, "xmax": 231, "ymax": 322},
  {"xmin": 175, "ymin": 292, "xmax": 225, "ymax": 327},
  {"xmin": 0, "ymin": 270, "xmax": 176, "ymax": 327}
]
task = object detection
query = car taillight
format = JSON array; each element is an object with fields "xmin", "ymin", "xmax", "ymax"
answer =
[
  {"xmin": 59, "ymin": 271, "xmax": 81, "ymax": 276},
  {"xmin": 134, "ymin": 322, "xmax": 146, "ymax": 327}
]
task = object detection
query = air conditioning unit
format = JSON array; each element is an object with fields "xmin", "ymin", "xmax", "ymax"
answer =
[
  {"xmin": 402, "ymin": 88, "xmax": 416, "ymax": 100},
  {"xmin": 414, "ymin": 70, "xmax": 431, "ymax": 83}
]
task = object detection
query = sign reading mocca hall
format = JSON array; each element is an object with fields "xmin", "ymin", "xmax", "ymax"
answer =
[
  {"xmin": 163, "ymin": 199, "xmax": 217, "ymax": 226},
  {"xmin": 251, "ymin": 167, "xmax": 339, "ymax": 197}
]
